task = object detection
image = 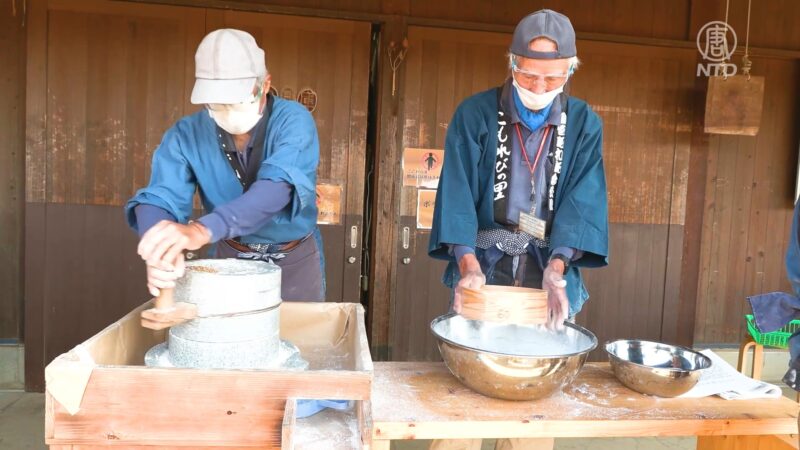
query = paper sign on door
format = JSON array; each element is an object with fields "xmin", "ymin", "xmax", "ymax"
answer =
[
  {"xmin": 316, "ymin": 184, "xmax": 342, "ymax": 225},
  {"xmin": 403, "ymin": 148, "xmax": 444, "ymax": 188},
  {"xmin": 417, "ymin": 189, "xmax": 437, "ymax": 230}
]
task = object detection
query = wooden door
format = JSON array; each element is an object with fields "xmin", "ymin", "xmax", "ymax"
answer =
[
  {"xmin": 25, "ymin": 0, "xmax": 205, "ymax": 391},
  {"xmin": 389, "ymin": 26, "xmax": 696, "ymax": 361},
  {"xmin": 569, "ymin": 41, "xmax": 696, "ymax": 353},
  {"xmin": 207, "ymin": 11, "xmax": 371, "ymax": 303},
  {"xmin": 25, "ymin": 0, "xmax": 371, "ymax": 390},
  {"xmin": 390, "ymin": 27, "xmax": 510, "ymax": 360}
]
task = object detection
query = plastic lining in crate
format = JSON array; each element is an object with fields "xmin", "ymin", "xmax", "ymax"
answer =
[{"xmin": 746, "ymin": 314, "xmax": 800, "ymax": 348}]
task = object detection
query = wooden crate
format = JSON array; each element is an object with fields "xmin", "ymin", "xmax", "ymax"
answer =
[{"xmin": 45, "ymin": 302, "xmax": 373, "ymax": 449}]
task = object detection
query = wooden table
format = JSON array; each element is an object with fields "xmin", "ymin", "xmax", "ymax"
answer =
[{"xmin": 371, "ymin": 362, "xmax": 800, "ymax": 450}]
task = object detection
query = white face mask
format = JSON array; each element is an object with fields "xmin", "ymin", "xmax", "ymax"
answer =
[
  {"xmin": 207, "ymin": 99, "xmax": 262, "ymax": 135},
  {"xmin": 512, "ymin": 77, "xmax": 564, "ymax": 111}
]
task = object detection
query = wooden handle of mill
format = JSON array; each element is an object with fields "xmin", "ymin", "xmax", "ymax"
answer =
[{"xmin": 154, "ymin": 287, "xmax": 175, "ymax": 310}]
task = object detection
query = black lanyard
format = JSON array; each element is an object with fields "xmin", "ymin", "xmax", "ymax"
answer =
[{"xmin": 217, "ymin": 94, "xmax": 274, "ymax": 192}]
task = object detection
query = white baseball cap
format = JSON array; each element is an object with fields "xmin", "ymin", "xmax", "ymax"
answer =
[{"xmin": 190, "ymin": 29, "xmax": 267, "ymax": 105}]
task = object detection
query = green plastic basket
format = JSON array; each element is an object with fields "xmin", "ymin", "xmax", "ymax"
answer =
[{"xmin": 746, "ymin": 314, "xmax": 800, "ymax": 348}]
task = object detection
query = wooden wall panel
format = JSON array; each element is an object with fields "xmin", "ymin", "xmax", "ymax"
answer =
[
  {"xmin": 691, "ymin": 0, "xmax": 800, "ymax": 53},
  {"xmin": 210, "ymin": 11, "xmax": 371, "ymax": 302},
  {"xmin": 0, "ymin": 1, "xmax": 25, "ymax": 340},
  {"xmin": 213, "ymin": 12, "xmax": 371, "ymax": 218},
  {"xmin": 25, "ymin": 0, "xmax": 206, "ymax": 390},
  {"xmin": 44, "ymin": 1, "xmax": 202, "ymax": 205},
  {"xmin": 25, "ymin": 0, "xmax": 372, "ymax": 388},
  {"xmin": 229, "ymin": 0, "xmax": 691, "ymax": 41},
  {"xmin": 571, "ymin": 42, "xmax": 696, "ymax": 226},
  {"xmin": 694, "ymin": 58, "xmax": 800, "ymax": 344}
]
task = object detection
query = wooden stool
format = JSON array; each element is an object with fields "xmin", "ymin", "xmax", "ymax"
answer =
[
  {"xmin": 737, "ymin": 334, "xmax": 764, "ymax": 380},
  {"xmin": 738, "ymin": 334, "xmax": 800, "ymax": 403}
]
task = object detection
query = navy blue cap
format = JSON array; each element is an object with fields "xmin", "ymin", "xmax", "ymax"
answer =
[{"xmin": 510, "ymin": 9, "xmax": 577, "ymax": 59}]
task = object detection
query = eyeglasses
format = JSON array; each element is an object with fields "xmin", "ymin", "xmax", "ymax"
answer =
[
  {"xmin": 206, "ymin": 83, "xmax": 264, "ymax": 112},
  {"xmin": 511, "ymin": 62, "xmax": 570, "ymax": 88}
]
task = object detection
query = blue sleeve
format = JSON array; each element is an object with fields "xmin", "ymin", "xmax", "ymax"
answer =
[
  {"xmin": 124, "ymin": 127, "xmax": 196, "ymax": 234},
  {"xmin": 134, "ymin": 204, "xmax": 176, "ymax": 237},
  {"xmin": 197, "ymin": 180, "xmax": 292, "ymax": 242},
  {"xmin": 429, "ymin": 102, "xmax": 484, "ymax": 261},
  {"xmin": 549, "ymin": 114, "xmax": 609, "ymax": 268},
  {"xmin": 786, "ymin": 200, "xmax": 800, "ymax": 297},
  {"xmin": 256, "ymin": 104, "xmax": 319, "ymax": 220},
  {"xmin": 551, "ymin": 246, "xmax": 583, "ymax": 261},
  {"xmin": 447, "ymin": 244, "xmax": 476, "ymax": 263}
]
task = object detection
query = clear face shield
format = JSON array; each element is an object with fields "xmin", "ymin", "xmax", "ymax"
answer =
[{"xmin": 510, "ymin": 56, "xmax": 574, "ymax": 110}]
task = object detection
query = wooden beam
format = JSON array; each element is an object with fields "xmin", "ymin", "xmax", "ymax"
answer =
[
  {"xmin": 23, "ymin": 0, "xmax": 48, "ymax": 393},
  {"xmin": 281, "ymin": 399, "xmax": 296, "ymax": 450},
  {"xmin": 368, "ymin": 16, "xmax": 407, "ymax": 361}
]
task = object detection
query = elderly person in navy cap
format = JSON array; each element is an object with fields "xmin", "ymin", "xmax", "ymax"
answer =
[
  {"xmin": 429, "ymin": 10, "xmax": 608, "ymax": 448},
  {"xmin": 126, "ymin": 29, "xmax": 324, "ymax": 308}
]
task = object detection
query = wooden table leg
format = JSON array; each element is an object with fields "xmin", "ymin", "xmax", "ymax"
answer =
[
  {"xmin": 697, "ymin": 435, "xmax": 798, "ymax": 449},
  {"xmin": 371, "ymin": 439, "xmax": 392, "ymax": 450}
]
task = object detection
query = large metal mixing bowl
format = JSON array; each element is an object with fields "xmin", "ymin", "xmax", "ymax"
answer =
[
  {"xmin": 431, "ymin": 314, "xmax": 598, "ymax": 401},
  {"xmin": 605, "ymin": 339, "xmax": 712, "ymax": 397}
]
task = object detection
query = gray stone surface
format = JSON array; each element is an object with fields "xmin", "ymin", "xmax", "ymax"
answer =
[
  {"xmin": 145, "ymin": 259, "xmax": 291, "ymax": 370},
  {"xmin": 145, "ymin": 339, "xmax": 308, "ymax": 370},
  {"xmin": 170, "ymin": 308, "xmax": 280, "ymax": 343},
  {"xmin": 174, "ymin": 259, "xmax": 281, "ymax": 315}
]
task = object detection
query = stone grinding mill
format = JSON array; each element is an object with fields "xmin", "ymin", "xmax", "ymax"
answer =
[{"xmin": 145, "ymin": 259, "xmax": 306, "ymax": 370}]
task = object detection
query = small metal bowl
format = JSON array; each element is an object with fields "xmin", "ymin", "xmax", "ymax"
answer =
[
  {"xmin": 431, "ymin": 314, "xmax": 597, "ymax": 401},
  {"xmin": 605, "ymin": 339, "xmax": 712, "ymax": 397}
]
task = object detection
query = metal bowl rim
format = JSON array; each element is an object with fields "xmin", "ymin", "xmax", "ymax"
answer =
[
  {"xmin": 604, "ymin": 338, "xmax": 712, "ymax": 373},
  {"xmin": 430, "ymin": 313, "xmax": 598, "ymax": 358}
]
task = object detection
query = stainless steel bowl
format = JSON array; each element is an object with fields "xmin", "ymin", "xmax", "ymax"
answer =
[
  {"xmin": 431, "ymin": 314, "xmax": 598, "ymax": 401},
  {"xmin": 605, "ymin": 339, "xmax": 712, "ymax": 397}
]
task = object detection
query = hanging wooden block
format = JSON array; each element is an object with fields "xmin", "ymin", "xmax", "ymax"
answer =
[{"xmin": 704, "ymin": 75, "xmax": 765, "ymax": 136}]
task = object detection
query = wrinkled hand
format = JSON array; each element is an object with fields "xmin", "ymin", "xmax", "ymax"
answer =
[
  {"xmin": 146, "ymin": 253, "xmax": 185, "ymax": 297},
  {"xmin": 454, "ymin": 253, "xmax": 486, "ymax": 313},
  {"xmin": 543, "ymin": 260, "xmax": 568, "ymax": 331},
  {"xmin": 138, "ymin": 220, "xmax": 211, "ymax": 269}
]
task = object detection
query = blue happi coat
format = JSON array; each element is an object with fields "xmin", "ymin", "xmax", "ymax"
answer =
[
  {"xmin": 124, "ymin": 97, "xmax": 319, "ymax": 245},
  {"xmin": 428, "ymin": 87, "xmax": 609, "ymax": 315}
]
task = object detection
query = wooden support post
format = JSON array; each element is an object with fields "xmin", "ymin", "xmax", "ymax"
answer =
[{"xmin": 282, "ymin": 398, "xmax": 297, "ymax": 450}]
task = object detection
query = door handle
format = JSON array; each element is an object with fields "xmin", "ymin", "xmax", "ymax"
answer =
[
  {"xmin": 402, "ymin": 227, "xmax": 410, "ymax": 250},
  {"xmin": 350, "ymin": 225, "xmax": 358, "ymax": 249}
]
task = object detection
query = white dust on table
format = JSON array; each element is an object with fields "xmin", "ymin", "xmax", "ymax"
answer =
[{"xmin": 375, "ymin": 364, "xmax": 719, "ymax": 424}]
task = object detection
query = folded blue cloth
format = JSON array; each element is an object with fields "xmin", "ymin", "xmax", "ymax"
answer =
[
  {"xmin": 295, "ymin": 399, "xmax": 352, "ymax": 419},
  {"xmin": 748, "ymin": 292, "xmax": 800, "ymax": 391}
]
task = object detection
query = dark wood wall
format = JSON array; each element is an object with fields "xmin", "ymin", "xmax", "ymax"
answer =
[
  {"xmin": 11, "ymin": 0, "xmax": 800, "ymax": 389},
  {"xmin": 23, "ymin": 0, "xmax": 371, "ymax": 390},
  {"xmin": 0, "ymin": 1, "xmax": 26, "ymax": 341},
  {"xmin": 694, "ymin": 57, "xmax": 800, "ymax": 344}
]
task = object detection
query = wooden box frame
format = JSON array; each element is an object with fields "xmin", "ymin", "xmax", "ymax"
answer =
[{"xmin": 45, "ymin": 302, "xmax": 373, "ymax": 449}]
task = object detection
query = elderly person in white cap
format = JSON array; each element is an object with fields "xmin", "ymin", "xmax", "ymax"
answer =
[
  {"xmin": 428, "ymin": 10, "xmax": 609, "ymax": 449},
  {"xmin": 125, "ymin": 29, "xmax": 324, "ymax": 303}
]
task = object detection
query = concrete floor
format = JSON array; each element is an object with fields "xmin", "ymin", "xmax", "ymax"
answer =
[{"xmin": 0, "ymin": 391, "xmax": 45, "ymax": 450}]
